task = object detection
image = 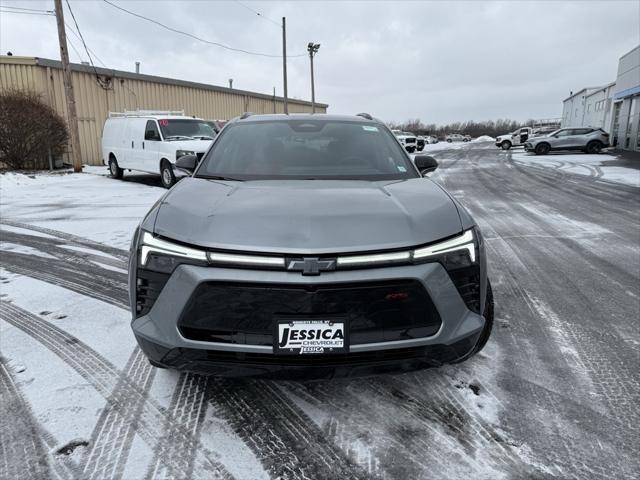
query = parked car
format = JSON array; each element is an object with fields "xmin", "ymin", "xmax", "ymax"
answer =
[
  {"xmin": 495, "ymin": 127, "xmax": 533, "ymax": 150},
  {"xmin": 426, "ymin": 135, "xmax": 439, "ymax": 144},
  {"xmin": 416, "ymin": 136, "xmax": 426, "ymax": 151},
  {"xmin": 130, "ymin": 113, "xmax": 494, "ymax": 377},
  {"xmin": 463, "ymin": 135, "xmax": 471, "ymax": 142},
  {"xmin": 524, "ymin": 127, "xmax": 610, "ymax": 155},
  {"xmin": 445, "ymin": 133, "xmax": 466, "ymax": 143},
  {"xmin": 102, "ymin": 111, "xmax": 216, "ymax": 188},
  {"xmin": 392, "ymin": 129, "xmax": 418, "ymax": 152}
]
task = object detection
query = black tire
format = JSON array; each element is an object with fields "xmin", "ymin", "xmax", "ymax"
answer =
[
  {"xmin": 406, "ymin": 146, "xmax": 416, "ymax": 153},
  {"xmin": 500, "ymin": 140, "xmax": 511, "ymax": 150},
  {"xmin": 417, "ymin": 146, "xmax": 424, "ymax": 152},
  {"xmin": 586, "ymin": 141, "xmax": 603, "ymax": 154},
  {"xmin": 160, "ymin": 159, "xmax": 176, "ymax": 188},
  {"xmin": 446, "ymin": 139, "xmax": 452, "ymax": 143},
  {"xmin": 108, "ymin": 156, "xmax": 123, "ymax": 179},
  {"xmin": 149, "ymin": 359, "xmax": 167, "ymax": 369},
  {"xmin": 535, "ymin": 143, "xmax": 550, "ymax": 155},
  {"xmin": 473, "ymin": 281, "xmax": 494, "ymax": 355}
]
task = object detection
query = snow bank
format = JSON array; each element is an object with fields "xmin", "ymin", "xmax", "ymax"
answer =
[{"xmin": 472, "ymin": 135, "xmax": 495, "ymax": 142}]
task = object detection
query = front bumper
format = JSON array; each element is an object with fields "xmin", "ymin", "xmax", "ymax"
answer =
[{"xmin": 132, "ymin": 262, "xmax": 486, "ymax": 377}]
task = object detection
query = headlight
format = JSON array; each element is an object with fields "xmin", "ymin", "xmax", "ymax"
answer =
[
  {"xmin": 176, "ymin": 150, "xmax": 195, "ymax": 160},
  {"xmin": 336, "ymin": 229, "xmax": 477, "ymax": 269},
  {"xmin": 139, "ymin": 231, "xmax": 208, "ymax": 273},
  {"xmin": 137, "ymin": 231, "xmax": 285, "ymax": 273}
]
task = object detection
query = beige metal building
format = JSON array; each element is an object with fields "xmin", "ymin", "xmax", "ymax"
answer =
[{"xmin": 0, "ymin": 55, "xmax": 328, "ymax": 166}]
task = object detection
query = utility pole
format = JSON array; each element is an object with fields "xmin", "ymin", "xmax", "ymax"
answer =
[
  {"xmin": 54, "ymin": 0, "xmax": 83, "ymax": 172},
  {"xmin": 307, "ymin": 43, "xmax": 320, "ymax": 113},
  {"xmin": 282, "ymin": 17, "xmax": 288, "ymax": 114}
]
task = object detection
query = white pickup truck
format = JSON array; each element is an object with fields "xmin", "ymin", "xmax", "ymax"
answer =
[
  {"xmin": 495, "ymin": 127, "xmax": 534, "ymax": 150},
  {"xmin": 392, "ymin": 130, "xmax": 418, "ymax": 153}
]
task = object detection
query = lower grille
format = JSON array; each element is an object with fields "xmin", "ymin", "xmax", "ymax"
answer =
[{"xmin": 179, "ymin": 280, "xmax": 441, "ymax": 346}]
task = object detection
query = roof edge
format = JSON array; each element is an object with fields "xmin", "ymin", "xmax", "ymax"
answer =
[{"xmin": 0, "ymin": 55, "xmax": 328, "ymax": 108}]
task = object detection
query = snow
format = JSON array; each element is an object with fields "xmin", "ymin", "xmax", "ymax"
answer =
[
  {"xmin": 510, "ymin": 151, "xmax": 640, "ymax": 187},
  {"xmin": 472, "ymin": 135, "xmax": 495, "ymax": 142}
]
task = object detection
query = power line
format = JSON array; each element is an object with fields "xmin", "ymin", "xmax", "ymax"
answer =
[
  {"xmin": 0, "ymin": 5, "xmax": 54, "ymax": 13},
  {"xmin": 64, "ymin": 21, "xmax": 107, "ymax": 67},
  {"xmin": 102, "ymin": 0, "xmax": 306, "ymax": 58},
  {"xmin": 0, "ymin": 9, "xmax": 55, "ymax": 16},
  {"xmin": 232, "ymin": 0, "xmax": 280, "ymax": 28},
  {"xmin": 64, "ymin": 0, "xmax": 110, "ymax": 88}
]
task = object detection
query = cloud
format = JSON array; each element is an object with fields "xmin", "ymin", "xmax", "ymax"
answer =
[{"xmin": 1, "ymin": 0, "xmax": 638, "ymax": 124}]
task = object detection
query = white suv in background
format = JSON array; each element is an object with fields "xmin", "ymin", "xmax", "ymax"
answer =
[
  {"xmin": 391, "ymin": 130, "xmax": 418, "ymax": 152},
  {"xmin": 102, "ymin": 111, "xmax": 216, "ymax": 188}
]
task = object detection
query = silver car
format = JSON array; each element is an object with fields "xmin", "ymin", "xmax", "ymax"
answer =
[
  {"xmin": 524, "ymin": 127, "xmax": 610, "ymax": 155},
  {"xmin": 129, "ymin": 113, "xmax": 493, "ymax": 378}
]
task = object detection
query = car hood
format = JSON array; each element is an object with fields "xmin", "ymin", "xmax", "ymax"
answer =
[
  {"xmin": 166, "ymin": 139, "xmax": 213, "ymax": 152},
  {"xmin": 152, "ymin": 177, "xmax": 464, "ymax": 254}
]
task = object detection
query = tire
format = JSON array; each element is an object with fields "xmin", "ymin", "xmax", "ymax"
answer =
[
  {"xmin": 500, "ymin": 140, "xmax": 511, "ymax": 150},
  {"xmin": 108, "ymin": 156, "xmax": 123, "ymax": 179},
  {"xmin": 406, "ymin": 146, "xmax": 416, "ymax": 153},
  {"xmin": 534, "ymin": 143, "xmax": 550, "ymax": 155},
  {"xmin": 160, "ymin": 160, "xmax": 176, "ymax": 188},
  {"xmin": 472, "ymin": 280, "xmax": 494, "ymax": 355},
  {"xmin": 149, "ymin": 359, "xmax": 167, "ymax": 369},
  {"xmin": 446, "ymin": 139, "xmax": 452, "ymax": 143},
  {"xmin": 586, "ymin": 141, "xmax": 603, "ymax": 154}
]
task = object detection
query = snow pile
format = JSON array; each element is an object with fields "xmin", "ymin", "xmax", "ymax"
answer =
[{"xmin": 472, "ymin": 135, "xmax": 495, "ymax": 142}]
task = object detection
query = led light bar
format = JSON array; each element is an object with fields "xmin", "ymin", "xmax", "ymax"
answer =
[
  {"xmin": 140, "ymin": 232, "xmax": 207, "ymax": 265},
  {"xmin": 412, "ymin": 229, "xmax": 475, "ymax": 263},
  {"xmin": 337, "ymin": 250, "xmax": 411, "ymax": 267},
  {"xmin": 207, "ymin": 251, "xmax": 285, "ymax": 268}
]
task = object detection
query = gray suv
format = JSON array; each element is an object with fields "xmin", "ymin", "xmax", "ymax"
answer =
[
  {"xmin": 524, "ymin": 127, "xmax": 610, "ymax": 155},
  {"xmin": 129, "ymin": 113, "xmax": 493, "ymax": 378}
]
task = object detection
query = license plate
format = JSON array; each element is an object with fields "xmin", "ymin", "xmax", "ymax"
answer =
[{"xmin": 275, "ymin": 319, "xmax": 348, "ymax": 355}]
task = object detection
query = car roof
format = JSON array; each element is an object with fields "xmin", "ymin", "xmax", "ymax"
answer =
[{"xmin": 233, "ymin": 113, "xmax": 382, "ymax": 124}]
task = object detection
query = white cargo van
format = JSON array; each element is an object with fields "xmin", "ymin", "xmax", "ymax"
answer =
[{"xmin": 102, "ymin": 111, "xmax": 216, "ymax": 188}]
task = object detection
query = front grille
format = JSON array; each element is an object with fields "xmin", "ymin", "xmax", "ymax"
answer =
[
  {"xmin": 136, "ymin": 269, "xmax": 170, "ymax": 317},
  {"xmin": 178, "ymin": 280, "xmax": 441, "ymax": 346}
]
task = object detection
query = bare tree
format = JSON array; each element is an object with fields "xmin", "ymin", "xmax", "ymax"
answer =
[{"xmin": 0, "ymin": 89, "xmax": 69, "ymax": 170}]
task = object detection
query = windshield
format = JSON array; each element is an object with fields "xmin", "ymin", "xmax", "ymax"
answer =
[
  {"xmin": 196, "ymin": 120, "xmax": 418, "ymax": 181},
  {"xmin": 158, "ymin": 119, "xmax": 216, "ymax": 140}
]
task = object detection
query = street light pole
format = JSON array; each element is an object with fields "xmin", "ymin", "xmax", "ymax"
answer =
[{"xmin": 307, "ymin": 43, "xmax": 320, "ymax": 113}]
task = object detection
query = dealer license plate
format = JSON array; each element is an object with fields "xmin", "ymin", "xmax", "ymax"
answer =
[{"xmin": 275, "ymin": 319, "xmax": 348, "ymax": 355}]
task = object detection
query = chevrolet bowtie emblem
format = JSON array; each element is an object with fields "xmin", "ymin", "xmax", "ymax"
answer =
[{"xmin": 287, "ymin": 257, "xmax": 336, "ymax": 276}]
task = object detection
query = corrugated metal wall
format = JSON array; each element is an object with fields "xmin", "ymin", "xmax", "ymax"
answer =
[{"xmin": 0, "ymin": 56, "xmax": 327, "ymax": 166}]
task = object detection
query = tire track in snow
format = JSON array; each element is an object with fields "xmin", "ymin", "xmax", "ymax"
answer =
[
  {"xmin": 0, "ymin": 358, "xmax": 52, "ymax": 480},
  {"xmin": 0, "ymin": 220, "xmax": 129, "ymax": 262},
  {"xmin": 209, "ymin": 379, "xmax": 372, "ymax": 480},
  {"xmin": 0, "ymin": 302, "xmax": 234, "ymax": 479},
  {"xmin": 144, "ymin": 373, "xmax": 209, "ymax": 480},
  {"xmin": 82, "ymin": 348, "xmax": 156, "ymax": 480}
]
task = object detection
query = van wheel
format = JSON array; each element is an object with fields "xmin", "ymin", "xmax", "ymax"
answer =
[
  {"xmin": 160, "ymin": 160, "xmax": 176, "ymax": 188},
  {"xmin": 500, "ymin": 140, "xmax": 512, "ymax": 150},
  {"xmin": 586, "ymin": 141, "xmax": 603, "ymax": 154},
  {"xmin": 109, "ymin": 156, "xmax": 123, "ymax": 179},
  {"xmin": 535, "ymin": 143, "xmax": 550, "ymax": 155}
]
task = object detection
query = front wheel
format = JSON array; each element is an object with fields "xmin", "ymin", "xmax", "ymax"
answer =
[
  {"xmin": 160, "ymin": 160, "xmax": 176, "ymax": 188},
  {"xmin": 500, "ymin": 141, "xmax": 511, "ymax": 150},
  {"xmin": 586, "ymin": 141, "xmax": 603, "ymax": 154},
  {"xmin": 109, "ymin": 157, "xmax": 123, "ymax": 179},
  {"xmin": 446, "ymin": 139, "xmax": 452, "ymax": 143},
  {"xmin": 535, "ymin": 143, "xmax": 550, "ymax": 155}
]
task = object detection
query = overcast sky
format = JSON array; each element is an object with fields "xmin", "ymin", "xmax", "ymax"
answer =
[{"xmin": 1, "ymin": 0, "xmax": 639, "ymax": 124}]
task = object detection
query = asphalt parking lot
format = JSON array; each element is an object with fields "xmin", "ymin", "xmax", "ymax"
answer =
[{"xmin": 1, "ymin": 142, "xmax": 639, "ymax": 479}]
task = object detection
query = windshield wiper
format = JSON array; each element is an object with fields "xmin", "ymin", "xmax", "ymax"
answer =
[
  {"xmin": 191, "ymin": 135, "xmax": 215, "ymax": 140},
  {"xmin": 165, "ymin": 135, "xmax": 192, "ymax": 141},
  {"xmin": 198, "ymin": 174, "xmax": 244, "ymax": 181}
]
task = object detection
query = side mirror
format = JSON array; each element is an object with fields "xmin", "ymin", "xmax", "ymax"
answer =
[
  {"xmin": 175, "ymin": 154, "xmax": 197, "ymax": 172},
  {"xmin": 414, "ymin": 155, "xmax": 438, "ymax": 175}
]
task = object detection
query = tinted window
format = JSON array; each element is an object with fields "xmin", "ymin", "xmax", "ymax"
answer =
[
  {"xmin": 197, "ymin": 120, "xmax": 418, "ymax": 181},
  {"xmin": 144, "ymin": 120, "xmax": 161, "ymax": 140},
  {"xmin": 554, "ymin": 129, "xmax": 573, "ymax": 137},
  {"xmin": 571, "ymin": 128, "xmax": 592, "ymax": 135},
  {"xmin": 158, "ymin": 119, "xmax": 216, "ymax": 140}
]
